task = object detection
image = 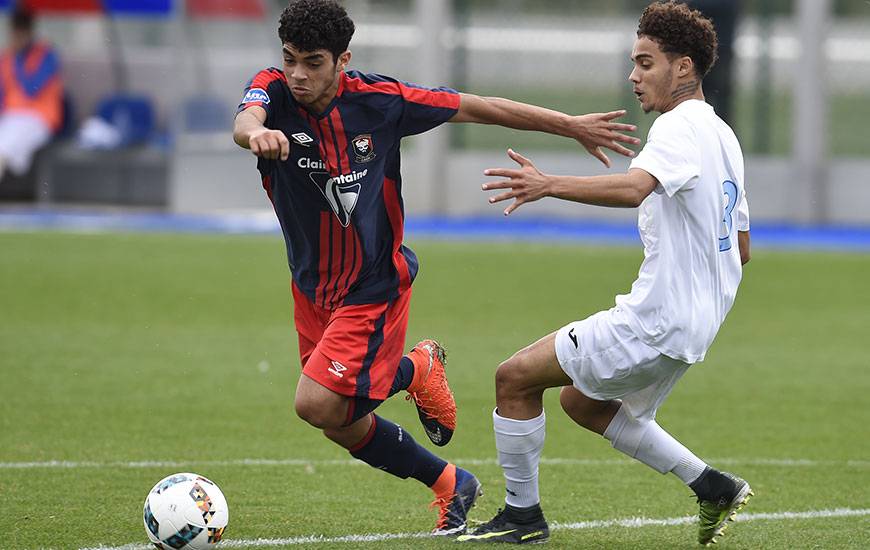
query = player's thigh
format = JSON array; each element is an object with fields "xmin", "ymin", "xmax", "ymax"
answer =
[{"xmin": 496, "ymin": 331, "xmax": 573, "ymax": 394}]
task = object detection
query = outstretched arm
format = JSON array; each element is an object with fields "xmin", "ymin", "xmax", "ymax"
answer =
[
  {"xmin": 482, "ymin": 149, "xmax": 657, "ymax": 215},
  {"xmin": 450, "ymin": 93, "xmax": 640, "ymax": 167},
  {"xmin": 233, "ymin": 106, "xmax": 290, "ymax": 161}
]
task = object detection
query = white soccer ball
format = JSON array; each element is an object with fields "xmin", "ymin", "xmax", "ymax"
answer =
[{"xmin": 143, "ymin": 473, "xmax": 229, "ymax": 550}]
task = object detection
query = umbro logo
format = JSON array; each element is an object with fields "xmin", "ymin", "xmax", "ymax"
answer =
[
  {"xmin": 568, "ymin": 328, "xmax": 578, "ymax": 348},
  {"xmin": 291, "ymin": 132, "xmax": 313, "ymax": 147},
  {"xmin": 328, "ymin": 360, "xmax": 347, "ymax": 378}
]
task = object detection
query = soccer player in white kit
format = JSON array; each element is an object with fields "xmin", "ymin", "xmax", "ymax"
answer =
[{"xmin": 458, "ymin": 2, "xmax": 752, "ymax": 546}]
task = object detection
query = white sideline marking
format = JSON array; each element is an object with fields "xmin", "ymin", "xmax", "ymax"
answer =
[
  {"xmin": 553, "ymin": 507, "xmax": 870, "ymax": 530},
  {"xmin": 77, "ymin": 508, "xmax": 870, "ymax": 549},
  {"xmin": 1, "ymin": 457, "xmax": 867, "ymax": 470}
]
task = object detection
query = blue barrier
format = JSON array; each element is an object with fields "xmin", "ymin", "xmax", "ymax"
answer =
[
  {"xmin": 0, "ymin": 1, "xmax": 172, "ymax": 15},
  {"xmin": 1, "ymin": 208, "xmax": 870, "ymax": 252},
  {"xmin": 104, "ymin": 0, "xmax": 172, "ymax": 14}
]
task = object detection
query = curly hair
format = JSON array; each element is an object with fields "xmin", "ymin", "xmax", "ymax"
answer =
[
  {"xmin": 278, "ymin": 0, "xmax": 355, "ymax": 61},
  {"xmin": 637, "ymin": 1, "xmax": 718, "ymax": 77}
]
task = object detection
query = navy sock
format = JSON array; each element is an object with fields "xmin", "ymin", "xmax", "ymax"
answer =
[
  {"xmin": 344, "ymin": 397, "xmax": 383, "ymax": 425},
  {"xmin": 344, "ymin": 357, "xmax": 415, "ymax": 425},
  {"xmin": 350, "ymin": 414, "xmax": 447, "ymax": 487},
  {"xmin": 389, "ymin": 356, "xmax": 415, "ymax": 396}
]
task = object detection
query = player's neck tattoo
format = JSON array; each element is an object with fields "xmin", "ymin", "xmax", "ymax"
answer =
[{"xmin": 671, "ymin": 79, "xmax": 699, "ymax": 102}]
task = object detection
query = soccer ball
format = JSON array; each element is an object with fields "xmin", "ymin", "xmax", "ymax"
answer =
[{"xmin": 143, "ymin": 473, "xmax": 229, "ymax": 550}]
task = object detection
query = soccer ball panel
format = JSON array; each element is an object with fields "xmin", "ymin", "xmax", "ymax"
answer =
[{"xmin": 143, "ymin": 473, "xmax": 228, "ymax": 550}]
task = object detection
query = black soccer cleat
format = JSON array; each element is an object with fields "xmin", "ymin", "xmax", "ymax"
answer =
[{"xmin": 456, "ymin": 504, "xmax": 549, "ymax": 544}]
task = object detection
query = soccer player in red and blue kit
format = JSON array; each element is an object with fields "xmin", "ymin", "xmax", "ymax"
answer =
[{"xmin": 233, "ymin": 0, "xmax": 639, "ymax": 535}]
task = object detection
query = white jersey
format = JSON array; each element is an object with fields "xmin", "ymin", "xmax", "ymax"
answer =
[{"xmin": 619, "ymin": 99, "xmax": 749, "ymax": 364}]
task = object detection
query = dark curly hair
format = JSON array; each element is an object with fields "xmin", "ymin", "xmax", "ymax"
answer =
[
  {"xmin": 637, "ymin": 1, "xmax": 718, "ymax": 77},
  {"xmin": 278, "ymin": 0, "xmax": 355, "ymax": 62}
]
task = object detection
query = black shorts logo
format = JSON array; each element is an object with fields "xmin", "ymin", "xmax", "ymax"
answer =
[{"xmin": 351, "ymin": 134, "xmax": 376, "ymax": 163}]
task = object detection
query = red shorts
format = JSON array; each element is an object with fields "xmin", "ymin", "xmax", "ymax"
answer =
[{"xmin": 292, "ymin": 282, "xmax": 411, "ymax": 400}]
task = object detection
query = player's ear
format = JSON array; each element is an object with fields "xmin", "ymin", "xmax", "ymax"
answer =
[
  {"xmin": 677, "ymin": 55, "xmax": 694, "ymax": 78},
  {"xmin": 337, "ymin": 50, "xmax": 352, "ymax": 72}
]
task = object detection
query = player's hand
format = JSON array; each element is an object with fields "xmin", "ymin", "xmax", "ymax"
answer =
[
  {"xmin": 248, "ymin": 128, "xmax": 290, "ymax": 161},
  {"xmin": 569, "ymin": 110, "xmax": 640, "ymax": 168},
  {"xmin": 483, "ymin": 149, "xmax": 549, "ymax": 216}
]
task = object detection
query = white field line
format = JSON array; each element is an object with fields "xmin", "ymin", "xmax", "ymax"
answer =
[
  {"xmin": 77, "ymin": 508, "xmax": 870, "ymax": 550},
  {"xmin": 1, "ymin": 457, "xmax": 867, "ymax": 470}
]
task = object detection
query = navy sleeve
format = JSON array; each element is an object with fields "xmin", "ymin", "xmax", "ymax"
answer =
[
  {"xmin": 237, "ymin": 67, "xmax": 285, "ymax": 124},
  {"xmin": 394, "ymin": 80, "xmax": 460, "ymax": 137},
  {"xmin": 343, "ymin": 72, "xmax": 460, "ymax": 137}
]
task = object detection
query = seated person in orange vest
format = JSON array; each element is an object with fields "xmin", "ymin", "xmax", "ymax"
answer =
[{"xmin": 0, "ymin": 7, "xmax": 62, "ymax": 180}]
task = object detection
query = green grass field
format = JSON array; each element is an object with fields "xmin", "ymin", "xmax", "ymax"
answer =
[{"xmin": 1, "ymin": 231, "xmax": 869, "ymax": 549}]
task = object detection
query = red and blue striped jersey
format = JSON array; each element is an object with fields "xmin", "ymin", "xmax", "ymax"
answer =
[{"xmin": 237, "ymin": 68, "xmax": 460, "ymax": 308}]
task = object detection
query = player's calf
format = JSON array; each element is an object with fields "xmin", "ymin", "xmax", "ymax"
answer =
[{"xmin": 559, "ymin": 386, "xmax": 621, "ymax": 435}]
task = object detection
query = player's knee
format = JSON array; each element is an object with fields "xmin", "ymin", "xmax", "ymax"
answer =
[
  {"xmin": 559, "ymin": 386, "xmax": 595, "ymax": 425},
  {"xmin": 559, "ymin": 386, "xmax": 581, "ymax": 418},
  {"xmin": 560, "ymin": 387, "xmax": 618, "ymax": 432},
  {"xmin": 294, "ymin": 394, "xmax": 343, "ymax": 429},
  {"xmin": 495, "ymin": 354, "xmax": 532, "ymax": 398}
]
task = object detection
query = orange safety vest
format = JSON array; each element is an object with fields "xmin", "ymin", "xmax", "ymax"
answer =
[{"xmin": 0, "ymin": 41, "xmax": 63, "ymax": 131}]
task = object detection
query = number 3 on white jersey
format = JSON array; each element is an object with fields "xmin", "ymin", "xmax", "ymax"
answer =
[{"xmin": 719, "ymin": 180, "xmax": 738, "ymax": 252}]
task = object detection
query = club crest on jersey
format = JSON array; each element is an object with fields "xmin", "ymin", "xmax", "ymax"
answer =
[
  {"xmin": 308, "ymin": 167, "xmax": 368, "ymax": 227},
  {"xmin": 242, "ymin": 87, "xmax": 270, "ymax": 105},
  {"xmin": 351, "ymin": 134, "xmax": 376, "ymax": 163}
]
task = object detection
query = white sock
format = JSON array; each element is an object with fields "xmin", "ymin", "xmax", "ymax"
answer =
[
  {"xmin": 493, "ymin": 408, "xmax": 545, "ymax": 508},
  {"xmin": 671, "ymin": 455, "xmax": 708, "ymax": 485},
  {"xmin": 604, "ymin": 405, "xmax": 707, "ymax": 483}
]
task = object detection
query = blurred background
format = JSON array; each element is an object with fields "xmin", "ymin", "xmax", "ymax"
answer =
[{"xmin": 0, "ymin": 0, "xmax": 868, "ymax": 233}]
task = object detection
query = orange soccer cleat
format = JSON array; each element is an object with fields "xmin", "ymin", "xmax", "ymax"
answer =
[
  {"xmin": 430, "ymin": 464, "xmax": 482, "ymax": 536},
  {"xmin": 405, "ymin": 339, "xmax": 456, "ymax": 446}
]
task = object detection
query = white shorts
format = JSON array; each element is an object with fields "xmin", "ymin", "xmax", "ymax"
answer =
[
  {"xmin": 0, "ymin": 112, "xmax": 53, "ymax": 175},
  {"xmin": 555, "ymin": 307, "xmax": 689, "ymax": 421}
]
